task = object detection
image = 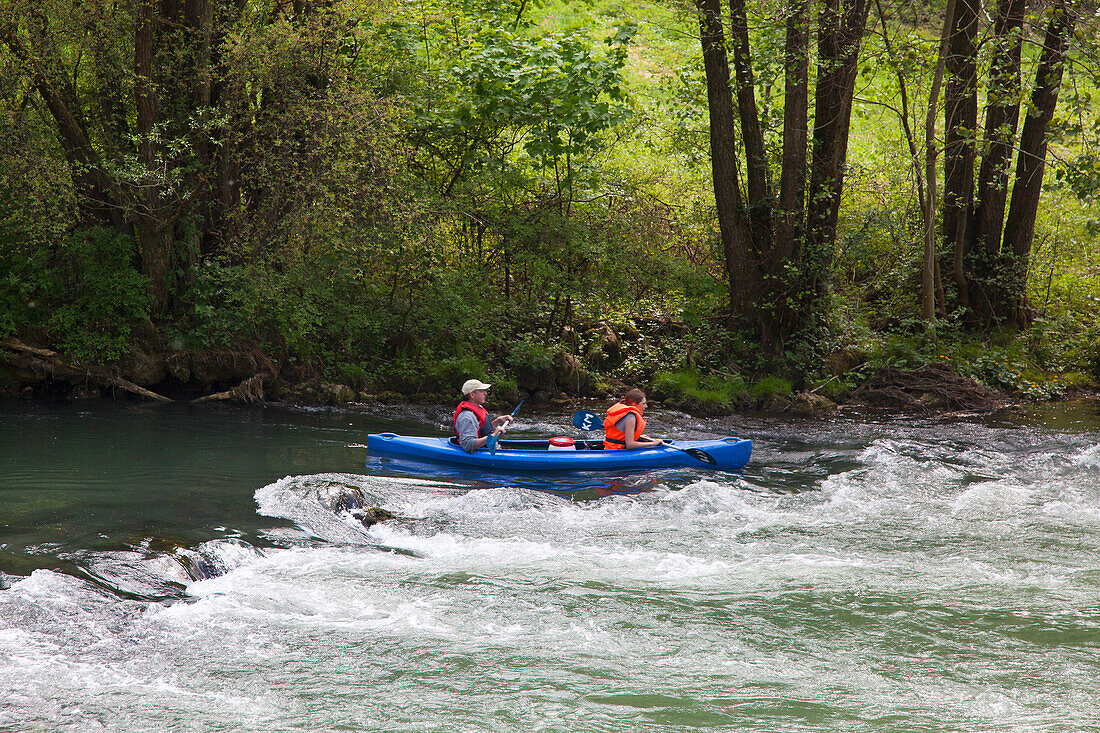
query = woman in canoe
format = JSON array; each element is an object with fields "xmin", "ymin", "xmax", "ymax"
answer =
[
  {"xmin": 603, "ymin": 389, "xmax": 664, "ymax": 450},
  {"xmin": 454, "ymin": 378, "xmax": 514, "ymax": 452}
]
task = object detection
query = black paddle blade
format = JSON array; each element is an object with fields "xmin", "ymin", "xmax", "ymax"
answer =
[{"xmin": 684, "ymin": 448, "xmax": 717, "ymax": 465}]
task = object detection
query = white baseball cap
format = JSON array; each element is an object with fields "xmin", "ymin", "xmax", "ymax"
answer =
[{"xmin": 461, "ymin": 379, "xmax": 491, "ymax": 395}]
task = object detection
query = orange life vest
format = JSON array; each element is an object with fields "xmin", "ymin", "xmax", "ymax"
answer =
[
  {"xmin": 603, "ymin": 402, "xmax": 646, "ymax": 450},
  {"xmin": 453, "ymin": 400, "xmax": 490, "ymax": 437}
]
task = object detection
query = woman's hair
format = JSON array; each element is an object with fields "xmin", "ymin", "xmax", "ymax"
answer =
[{"xmin": 623, "ymin": 388, "xmax": 646, "ymax": 405}]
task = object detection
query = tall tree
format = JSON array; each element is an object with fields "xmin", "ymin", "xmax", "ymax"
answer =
[
  {"xmin": 969, "ymin": 0, "xmax": 1029, "ymax": 324},
  {"xmin": 696, "ymin": 0, "xmax": 758, "ymax": 322},
  {"xmin": 695, "ymin": 0, "xmax": 872, "ymax": 356},
  {"xmin": 995, "ymin": 0, "xmax": 1077, "ymax": 325},
  {"xmin": 1, "ymin": 0, "xmax": 227, "ymax": 315},
  {"xmin": 942, "ymin": 0, "xmax": 1080, "ymax": 330},
  {"xmin": 874, "ymin": 0, "xmax": 956, "ymax": 331},
  {"xmin": 943, "ymin": 0, "xmax": 981, "ymax": 314},
  {"xmin": 1, "ymin": 0, "xmax": 397, "ymax": 319}
]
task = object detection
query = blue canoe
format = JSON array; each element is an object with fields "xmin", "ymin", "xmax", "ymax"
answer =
[{"xmin": 366, "ymin": 434, "xmax": 752, "ymax": 472}]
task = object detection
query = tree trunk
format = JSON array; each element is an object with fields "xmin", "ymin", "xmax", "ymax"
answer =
[
  {"xmin": 776, "ymin": 0, "xmax": 809, "ymax": 257},
  {"xmin": 806, "ymin": 0, "xmax": 871, "ymax": 302},
  {"xmin": 0, "ymin": 22, "xmax": 119, "ymax": 225},
  {"xmin": 727, "ymin": 0, "xmax": 772, "ymax": 249},
  {"xmin": 969, "ymin": 0, "xmax": 1027, "ymax": 325},
  {"xmin": 921, "ymin": 0, "xmax": 956, "ymax": 329},
  {"xmin": 942, "ymin": 0, "xmax": 979, "ymax": 311},
  {"xmin": 772, "ymin": 0, "xmax": 810, "ymax": 347},
  {"xmin": 695, "ymin": 0, "xmax": 758, "ymax": 323},
  {"xmin": 694, "ymin": 0, "xmax": 870, "ymax": 357},
  {"xmin": 134, "ymin": 0, "xmax": 173, "ymax": 315},
  {"xmin": 1000, "ymin": 0, "xmax": 1076, "ymax": 327}
]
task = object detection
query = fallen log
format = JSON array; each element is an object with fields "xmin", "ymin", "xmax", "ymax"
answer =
[
  {"xmin": 4, "ymin": 338, "xmax": 57, "ymax": 358},
  {"xmin": 1, "ymin": 338, "xmax": 172, "ymax": 402}
]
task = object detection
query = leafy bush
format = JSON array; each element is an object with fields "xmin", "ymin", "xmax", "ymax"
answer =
[
  {"xmin": 46, "ymin": 227, "xmax": 150, "ymax": 362},
  {"xmin": 869, "ymin": 331, "xmax": 937, "ymax": 370},
  {"xmin": 427, "ymin": 355, "xmax": 490, "ymax": 395},
  {"xmin": 0, "ymin": 215, "xmax": 48, "ymax": 340},
  {"xmin": 506, "ymin": 340, "xmax": 555, "ymax": 375}
]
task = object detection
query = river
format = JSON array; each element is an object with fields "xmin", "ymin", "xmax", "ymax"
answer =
[{"xmin": 1, "ymin": 397, "xmax": 1099, "ymax": 732}]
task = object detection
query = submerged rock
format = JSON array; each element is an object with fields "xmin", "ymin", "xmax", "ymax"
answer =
[
  {"xmin": 351, "ymin": 507, "xmax": 395, "ymax": 528},
  {"xmin": 118, "ymin": 345, "xmax": 166, "ymax": 386},
  {"xmin": 279, "ymin": 378, "xmax": 355, "ymax": 406}
]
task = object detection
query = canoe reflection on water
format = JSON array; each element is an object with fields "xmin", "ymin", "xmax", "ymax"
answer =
[{"xmin": 363, "ymin": 454, "xmax": 668, "ymax": 496}]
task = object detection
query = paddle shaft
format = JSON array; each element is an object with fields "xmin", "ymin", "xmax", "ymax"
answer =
[{"xmin": 489, "ymin": 400, "xmax": 524, "ymax": 452}]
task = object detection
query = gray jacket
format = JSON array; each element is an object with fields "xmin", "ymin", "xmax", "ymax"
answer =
[{"xmin": 456, "ymin": 408, "xmax": 496, "ymax": 453}]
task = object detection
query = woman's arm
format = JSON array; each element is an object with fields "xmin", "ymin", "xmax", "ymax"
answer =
[{"xmin": 622, "ymin": 414, "xmax": 663, "ymax": 449}]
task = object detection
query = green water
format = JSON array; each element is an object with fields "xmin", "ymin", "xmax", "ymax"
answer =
[
  {"xmin": 0, "ymin": 401, "xmax": 392, "ymax": 577},
  {"xmin": 2, "ymin": 398, "xmax": 1100, "ymax": 732}
]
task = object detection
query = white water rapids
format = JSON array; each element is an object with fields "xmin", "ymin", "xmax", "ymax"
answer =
[{"xmin": 1, "ymin": 404, "xmax": 1099, "ymax": 731}]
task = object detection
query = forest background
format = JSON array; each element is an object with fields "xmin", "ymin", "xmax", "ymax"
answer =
[{"xmin": 1, "ymin": 0, "xmax": 1098, "ymax": 411}]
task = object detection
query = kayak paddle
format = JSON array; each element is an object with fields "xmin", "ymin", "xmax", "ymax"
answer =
[
  {"xmin": 570, "ymin": 409, "xmax": 717, "ymax": 466},
  {"xmin": 571, "ymin": 408, "xmax": 602, "ymax": 431},
  {"xmin": 489, "ymin": 400, "xmax": 524, "ymax": 454}
]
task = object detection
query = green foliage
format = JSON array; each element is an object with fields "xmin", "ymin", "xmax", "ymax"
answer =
[
  {"xmin": 47, "ymin": 228, "xmax": 150, "ymax": 362},
  {"xmin": 2, "ymin": 200, "xmax": 148, "ymax": 364},
  {"xmin": 871, "ymin": 331, "xmax": 937, "ymax": 370},
  {"xmin": 749, "ymin": 375, "xmax": 793, "ymax": 399},
  {"xmin": 414, "ymin": 22, "xmax": 634, "ymax": 191},
  {"xmin": 427, "ymin": 355, "xmax": 491, "ymax": 395},
  {"xmin": 2, "ymin": 0, "xmax": 1098, "ymax": 410},
  {"xmin": 950, "ymin": 350, "xmax": 1069, "ymax": 400},
  {"xmin": 933, "ymin": 328, "xmax": 1100, "ymax": 400},
  {"xmin": 0, "ymin": 207, "xmax": 49, "ymax": 340},
  {"xmin": 506, "ymin": 339, "xmax": 555, "ymax": 373},
  {"xmin": 179, "ymin": 251, "xmax": 502, "ymax": 392},
  {"xmin": 653, "ymin": 368, "xmax": 747, "ymax": 408},
  {"xmin": 811, "ymin": 374, "xmax": 855, "ymax": 402}
]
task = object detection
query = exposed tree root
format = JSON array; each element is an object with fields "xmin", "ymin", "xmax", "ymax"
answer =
[
  {"xmin": 193, "ymin": 373, "xmax": 266, "ymax": 404},
  {"xmin": 856, "ymin": 362, "xmax": 1004, "ymax": 412}
]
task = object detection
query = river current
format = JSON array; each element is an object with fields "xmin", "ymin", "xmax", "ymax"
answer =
[{"xmin": 1, "ymin": 398, "xmax": 1099, "ymax": 732}]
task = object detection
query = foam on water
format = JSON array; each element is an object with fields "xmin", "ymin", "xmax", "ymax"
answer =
[
  {"xmin": 5, "ymin": 409, "xmax": 1100, "ymax": 732},
  {"xmin": 1075, "ymin": 442, "xmax": 1100, "ymax": 469}
]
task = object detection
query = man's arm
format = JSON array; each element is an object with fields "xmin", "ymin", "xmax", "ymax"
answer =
[{"xmin": 456, "ymin": 411, "xmax": 483, "ymax": 453}]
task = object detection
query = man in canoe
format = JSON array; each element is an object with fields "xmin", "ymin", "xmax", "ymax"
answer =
[
  {"xmin": 454, "ymin": 378, "xmax": 515, "ymax": 452},
  {"xmin": 603, "ymin": 388, "xmax": 665, "ymax": 450}
]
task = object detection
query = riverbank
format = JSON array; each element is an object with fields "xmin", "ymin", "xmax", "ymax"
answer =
[{"xmin": 4, "ymin": 332, "xmax": 1097, "ymax": 419}]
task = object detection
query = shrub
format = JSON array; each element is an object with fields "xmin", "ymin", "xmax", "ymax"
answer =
[
  {"xmin": 47, "ymin": 227, "xmax": 150, "ymax": 362},
  {"xmin": 749, "ymin": 375, "xmax": 793, "ymax": 399},
  {"xmin": 653, "ymin": 368, "xmax": 747, "ymax": 413},
  {"xmin": 427, "ymin": 355, "xmax": 490, "ymax": 394}
]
